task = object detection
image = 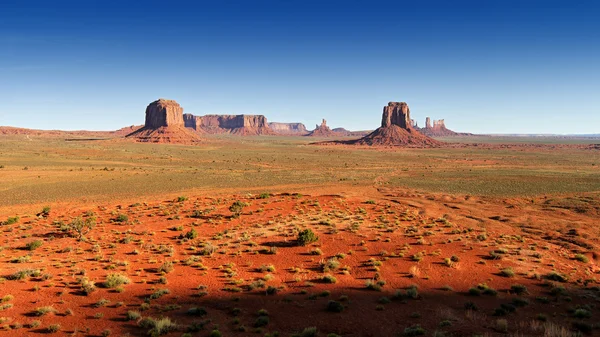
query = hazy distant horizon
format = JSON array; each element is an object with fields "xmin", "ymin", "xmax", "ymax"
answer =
[{"xmin": 1, "ymin": 0, "xmax": 599, "ymax": 134}]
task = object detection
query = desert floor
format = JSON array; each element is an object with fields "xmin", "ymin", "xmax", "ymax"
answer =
[{"xmin": 0, "ymin": 135, "xmax": 599, "ymax": 337}]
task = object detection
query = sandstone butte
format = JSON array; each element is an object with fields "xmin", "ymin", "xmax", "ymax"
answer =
[
  {"xmin": 126, "ymin": 99, "xmax": 202, "ymax": 144},
  {"xmin": 350, "ymin": 102, "xmax": 443, "ymax": 147},
  {"xmin": 416, "ymin": 116, "xmax": 461, "ymax": 137},
  {"xmin": 306, "ymin": 119, "xmax": 337, "ymax": 137}
]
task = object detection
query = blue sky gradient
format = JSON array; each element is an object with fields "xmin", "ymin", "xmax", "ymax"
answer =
[{"xmin": 1, "ymin": 0, "xmax": 598, "ymax": 133}]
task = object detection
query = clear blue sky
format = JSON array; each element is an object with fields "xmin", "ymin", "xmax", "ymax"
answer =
[{"xmin": 1, "ymin": 0, "xmax": 598, "ymax": 134}]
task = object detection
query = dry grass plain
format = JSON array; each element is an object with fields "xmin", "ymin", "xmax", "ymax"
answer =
[{"xmin": 0, "ymin": 134, "xmax": 599, "ymax": 337}]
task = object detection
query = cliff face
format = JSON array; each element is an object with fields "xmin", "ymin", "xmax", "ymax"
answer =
[
  {"xmin": 381, "ymin": 102, "xmax": 411, "ymax": 129},
  {"xmin": 144, "ymin": 99, "xmax": 184, "ymax": 128},
  {"xmin": 183, "ymin": 113, "xmax": 203, "ymax": 132},
  {"xmin": 183, "ymin": 114, "xmax": 275, "ymax": 135},
  {"xmin": 268, "ymin": 122, "xmax": 308, "ymax": 135}
]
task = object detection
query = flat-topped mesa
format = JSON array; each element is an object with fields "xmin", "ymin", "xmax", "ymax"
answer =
[
  {"xmin": 433, "ymin": 119, "xmax": 446, "ymax": 129},
  {"xmin": 183, "ymin": 114, "xmax": 275, "ymax": 135},
  {"xmin": 381, "ymin": 102, "xmax": 411, "ymax": 129},
  {"xmin": 268, "ymin": 122, "xmax": 308, "ymax": 135},
  {"xmin": 145, "ymin": 99, "xmax": 184, "ymax": 128}
]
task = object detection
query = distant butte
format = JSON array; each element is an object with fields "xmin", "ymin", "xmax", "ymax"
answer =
[
  {"xmin": 348, "ymin": 102, "xmax": 443, "ymax": 147},
  {"xmin": 307, "ymin": 119, "xmax": 336, "ymax": 137},
  {"xmin": 415, "ymin": 117, "xmax": 469, "ymax": 137},
  {"xmin": 269, "ymin": 122, "xmax": 308, "ymax": 135},
  {"xmin": 126, "ymin": 99, "xmax": 202, "ymax": 144}
]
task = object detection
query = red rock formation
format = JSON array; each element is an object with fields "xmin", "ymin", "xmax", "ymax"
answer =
[
  {"xmin": 127, "ymin": 99, "xmax": 201, "ymax": 144},
  {"xmin": 144, "ymin": 99, "xmax": 184, "ymax": 128},
  {"xmin": 268, "ymin": 122, "xmax": 308, "ymax": 135},
  {"xmin": 189, "ymin": 114, "xmax": 275, "ymax": 135},
  {"xmin": 350, "ymin": 102, "xmax": 442, "ymax": 147},
  {"xmin": 381, "ymin": 102, "xmax": 411, "ymax": 128},
  {"xmin": 0, "ymin": 126, "xmax": 142, "ymax": 138},
  {"xmin": 307, "ymin": 119, "xmax": 336, "ymax": 137},
  {"xmin": 113, "ymin": 125, "xmax": 144, "ymax": 136},
  {"xmin": 418, "ymin": 117, "xmax": 465, "ymax": 137},
  {"xmin": 332, "ymin": 128, "xmax": 372, "ymax": 137},
  {"xmin": 183, "ymin": 113, "xmax": 204, "ymax": 133}
]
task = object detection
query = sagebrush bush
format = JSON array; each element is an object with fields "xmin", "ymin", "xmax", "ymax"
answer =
[
  {"xmin": 104, "ymin": 273, "xmax": 131, "ymax": 288},
  {"xmin": 326, "ymin": 300, "xmax": 344, "ymax": 312},
  {"xmin": 126, "ymin": 310, "xmax": 141, "ymax": 321},
  {"xmin": 25, "ymin": 240, "xmax": 43, "ymax": 250},
  {"xmin": 297, "ymin": 229, "xmax": 318, "ymax": 246},
  {"xmin": 64, "ymin": 217, "xmax": 96, "ymax": 241}
]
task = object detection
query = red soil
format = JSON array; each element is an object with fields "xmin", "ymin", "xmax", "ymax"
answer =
[
  {"xmin": 125, "ymin": 126, "xmax": 202, "ymax": 144},
  {"xmin": 0, "ymin": 191, "xmax": 598, "ymax": 336}
]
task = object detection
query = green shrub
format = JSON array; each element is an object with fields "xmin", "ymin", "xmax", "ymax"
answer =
[
  {"xmin": 500, "ymin": 267, "xmax": 515, "ymax": 278},
  {"xmin": 149, "ymin": 289, "xmax": 170, "ymax": 300},
  {"xmin": 254, "ymin": 316, "xmax": 270, "ymax": 327},
  {"xmin": 545, "ymin": 271, "xmax": 568, "ymax": 282},
  {"xmin": 510, "ymin": 284, "xmax": 528, "ymax": 295},
  {"xmin": 25, "ymin": 240, "xmax": 44, "ymax": 250},
  {"xmin": 80, "ymin": 278, "xmax": 96, "ymax": 295},
  {"xmin": 406, "ymin": 285, "xmax": 419, "ymax": 299},
  {"xmin": 468, "ymin": 287, "xmax": 481, "ymax": 296},
  {"xmin": 229, "ymin": 201, "xmax": 246, "ymax": 218},
  {"xmin": 297, "ymin": 229, "xmax": 318, "ymax": 246},
  {"xmin": 320, "ymin": 258, "xmax": 340, "ymax": 272},
  {"xmin": 573, "ymin": 308, "xmax": 592, "ymax": 318},
  {"xmin": 158, "ymin": 261, "xmax": 174, "ymax": 274},
  {"xmin": 9, "ymin": 269, "xmax": 41, "ymax": 280},
  {"xmin": 181, "ymin": 228, "xmax": 198, "ymax": 240},
  {"xmin": 574, "ymin": 254, "xmax": 589, "ymax": 263},
  {"xmin": 39, "ymin": 207, "xmax": 51, "ymax": 217},
  {"xmin": 104, "ymin": 273, "xmax": 131, "ymax": 288},
  {"xmin": 65, "ymin": 217, "xmax": 96, "ymax": 241},
  {"xmin": 512, "ymin": 297, "xmax": 529, "ymax": 307},
  {"xmin": 114, "ymin": 214, "xmax": 128, "ymax": 223},
  {"xmin": 147, "ymin": 317, "xmax": 177, "ymax": 337},
  {"xmin": 365, "ymin": 280, "xmax": 384, "ymax": 291},
  {"xmin": 47, "ymin": 324, "xmax": 61, "ymax": 333},
  {"xmin": 403, "ymin": 325, "xmax": 426, "ymax": 336},
  {"xmin": 326, "ymin": 300, "xmax": 344, "ymax": 313},
  {"xmin": 186, "ymin": 307, "xmax": 207, "ymax": 316},
  {"xmin": 322, "ymin": 275, "xmax": 337, "ymax": 284},
  {"xmin": 292, "ymin": 327, "xmax": 318, "ymax": 337},
  {"xmin": 3, "ymin": 216, "xmax": 19, "ymax": 225},
  {"xmin": 126, "ymin": 310, "xmax": 141, "ymax": 321},
  {"xmin": 33, "ymin": 306, "xmax": 56, "ymax": 316}
]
